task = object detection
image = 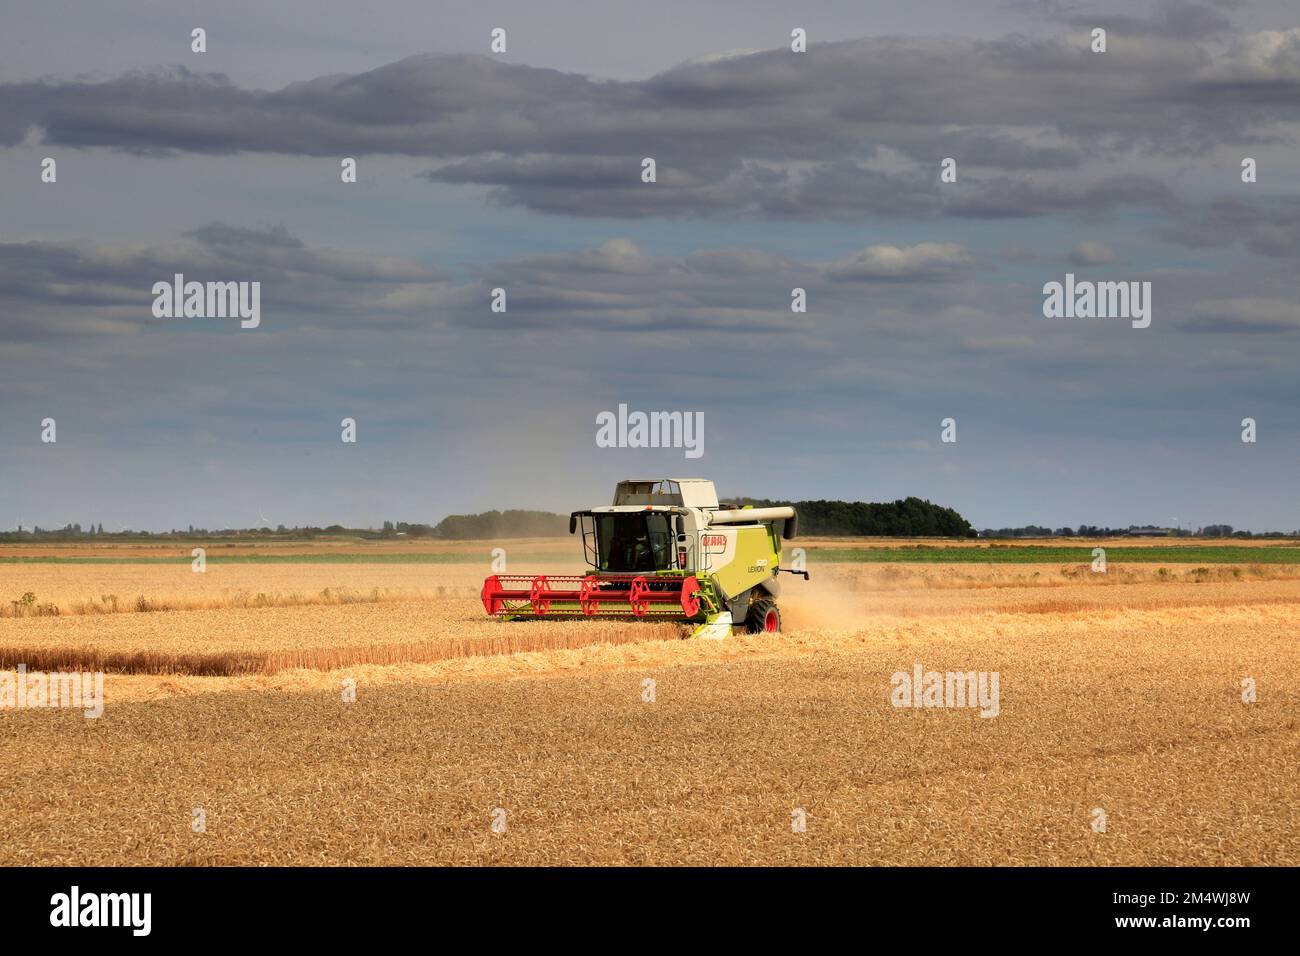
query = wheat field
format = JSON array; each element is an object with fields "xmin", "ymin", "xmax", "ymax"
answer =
[{"xmin": 0, "ymin": 539, "xmax": 1296, "ymax": 865}]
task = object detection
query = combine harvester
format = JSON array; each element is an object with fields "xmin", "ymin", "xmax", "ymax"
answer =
[{"xmin": 481, "ymin": 479, "xmax": 807, "ymax": 637}]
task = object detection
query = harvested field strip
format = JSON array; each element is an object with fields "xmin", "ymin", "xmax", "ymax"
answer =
[
  {"xmin": 7, "ymin": 566, "xmax": 1300, "ymax": 621},
  {"xmin": 0, "ymin": 647, "xmax": 267, "ymax": 676},
  {"xmin": 990, "ymin": 594, "xmax": 1300, "ymax": 615},
  {"xmin": 7, "ymin": 562, "xmax": 1300, "ymax": 623},
  {"xmin": 0, "ymin": 587, "xmax": 446, "ymax": 618},
  {"xmin": 78, "ymin": 595, "xmax": 1300, "ymax": 704},
  {"xmin": 804, "ymin": 546, "xmax": 1300, "ymax": 564},
  {"xmin": 810, "ymin": 562, "xmax": 1300, "ymax": 589},
  {"xmin": 0, "ymin": 563, "xmax": 496, "ymax": 614},
  {"xmin": 3, "ymin": 596, "xmax": 1295, "ymax": 683},
  {"xmin": 0, "ymin": 619, "xmax": 686, "ymax": 676},
  {"xmin": 0, "ymin": 551, "xmax": 548, "ymax": 565}
]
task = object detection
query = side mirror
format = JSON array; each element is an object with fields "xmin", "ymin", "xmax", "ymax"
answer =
[
  {"xmin": 569, "ymin": 513, "xmax": 578, "ymax": 535},
  {"xmin": 674, "ymin": 514, "xmax": 685, "ymax": 536}
]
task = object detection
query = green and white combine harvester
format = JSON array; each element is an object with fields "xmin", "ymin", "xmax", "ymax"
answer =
[{"xmin": 481, "ymin": 479, "xmax": 807, "ymax": 637}]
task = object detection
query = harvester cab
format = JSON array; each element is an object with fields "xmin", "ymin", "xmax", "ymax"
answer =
[{"xmin": 481, "ymin": 479, "xmax": 806, "ymax": 638}]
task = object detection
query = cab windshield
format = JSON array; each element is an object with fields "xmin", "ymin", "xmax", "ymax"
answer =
[{"xmin": 595, "ymin": 513, "xmax": 673, "ymax": 573}]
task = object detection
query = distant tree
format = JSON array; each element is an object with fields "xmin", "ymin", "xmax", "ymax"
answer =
[{"xmin": 432, "ymin": 510, "xmax": 569, "ymax": 540}]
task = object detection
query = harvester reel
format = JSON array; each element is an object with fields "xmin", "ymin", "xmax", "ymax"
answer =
[
  {"xmin": 530, "ymin": 575, "xmax": 551, "ymax": 615},
  {"xmin": 579, "ymin": 575, "xmax": 600, "ymax": 615},
  {"xmin": 679, "ymin": 576, "xmax": 702, "ymax": 616},
  {"xmin": 628, "ymin": 575, "xmax": 650, "ymax": 617}
]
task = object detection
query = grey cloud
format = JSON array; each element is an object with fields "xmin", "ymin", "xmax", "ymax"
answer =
[
  {"xmin": 824, "ymin": 243, "xmax": 974, "ymax": 281},
  {"xmin": 431, "ymin": 154, "xmax": 1176, "ymax": 223},
  {"xmin": 1201, "ymin": 27, "xmax": 1300, "ymax": 82},
  {"xmin": 1162, "ymin": 197, "xmax": 1300, "ymax": 257},
  {"xmin": 1182, "ymin": 297, "xmax": 1300, "ymax": 332},
  {"xmin": 1069, "ymin": 241, "xmax": 1117, "ymax": 265},
  {"xmin": 468, "ymin": 237, "xmax": 985, "ymax": 332},
  {"xmin": 0, "ymin": 224, "xmax": 445, "ymax": 342},
  {"xmin": 188, "ymin": 223, "xmax": 305, "ymax": 249},
  {"xmin": 918, "ymin": 131, "xmax": 1081, "ymax": 171},
  {"xmin": 683, "ymin": 248, "xmax": 804, "ymax": 276},
  {"xmin": 0, "ymin": 230, "xmax": 983, "ymax": 344},
  {"xmin": 5, "ymin": 23, "xmax": 1300, "ymax": 220},
  {"xmin": 1057, "ymin": 1, "xmax": 1234, "ymax": 40},
  {"xmin": 947, "ymin": 174, "xmax": 1180, "ymax": 219}
]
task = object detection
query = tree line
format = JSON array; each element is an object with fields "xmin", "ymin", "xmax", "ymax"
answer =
[
  {"xmin": 9, "ymin": 510, "xmax": 1286, "ymax": 542},
  {"xmin": 734, "ymin": 497, "xmax": 977, "ymax": 538},
  {"xmin": 978, "ymin": 524, "xmax": 1297, "ymax": 538}
]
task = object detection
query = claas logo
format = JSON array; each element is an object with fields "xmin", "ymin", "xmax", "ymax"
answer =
[{"xmin": 702, "ymin": 534, "xmax": 728, "ymax": 553}]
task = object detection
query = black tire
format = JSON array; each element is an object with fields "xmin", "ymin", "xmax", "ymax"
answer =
[{"xmin": 745, "ymin": 596, "xmax": 781, "ymax": 634}]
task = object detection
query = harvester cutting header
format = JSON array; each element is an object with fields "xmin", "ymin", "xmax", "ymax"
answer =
[{"xmin": 481, "ymin": 479, "xmax": 807, "ymax": 638}]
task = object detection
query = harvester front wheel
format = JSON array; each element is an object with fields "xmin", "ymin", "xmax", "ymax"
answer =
[{"xmin": 746, "ymin": 597, "xmax": 781, "ymax": 634}]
